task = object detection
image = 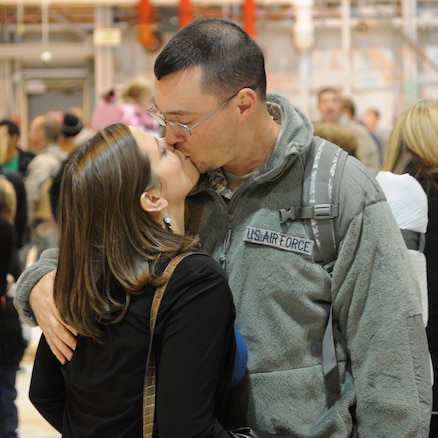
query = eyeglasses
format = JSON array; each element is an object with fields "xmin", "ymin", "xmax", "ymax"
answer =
[{"xmin": 148, "ymin": 86, "xmax": 257, "ymax": 137}]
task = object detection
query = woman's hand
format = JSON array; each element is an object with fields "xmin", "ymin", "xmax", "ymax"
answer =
[{"xmin": 30, "ymin": 271, "xmax": 78, "ymax": 365}]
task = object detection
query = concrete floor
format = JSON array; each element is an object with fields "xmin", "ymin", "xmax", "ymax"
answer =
[{"xmin": 15, "ymin": 328, "xmax": 60, "ymax": 438}]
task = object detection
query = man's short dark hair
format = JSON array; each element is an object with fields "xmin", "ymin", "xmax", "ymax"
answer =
[
  {"xmin": 154, "ymin": 18, "xmax": 267, "ymax": 100},
  {"xmin": 0, "ymin": 119, "xmax": 20, "ymax": 137},
  {"xmin": 41, "ymin": 117, "xmax": 60, "ymax": 143},
  {"xmin": 341, "ymin": 97, "xmax": 356, "ymax": 118},
  {"xmin": 316, "ymin": 87, "xmax": 341, "ymax": 102}
]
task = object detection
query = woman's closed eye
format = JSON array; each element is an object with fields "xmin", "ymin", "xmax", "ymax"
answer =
[{"xmin": 155, "ymin": 137, "xmax": 171, "ymax": 156}]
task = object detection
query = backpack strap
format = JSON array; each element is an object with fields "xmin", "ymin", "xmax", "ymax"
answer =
[
  {"xmin": 400, "ymin": 229, "xmax": 426, "ymax": 252},
  {"xmin": 302, "ymin": 138, "xmax": 348, "ymax": 272},
  {"xmin": 279, "ymin": 137, "xmax": 349, "ymax": 402},
  {"xmin": 279, "ymin": 138, "xmax": 348, "ymax": 271},
  {"xmin": 305, "ymin": 139, "xmax": 349, "ymax": 399}
]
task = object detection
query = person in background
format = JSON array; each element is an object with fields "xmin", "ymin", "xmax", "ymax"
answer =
[
  {"xmin": 24, "ymin": 115, "xmax": 65, "ymax": 257},
  {"xmin": 341, "ymin": 96, "xmax": 384, "ymax": 167},
  {"xmin": 0, "ymin": 177, "xmax": 17, "ymax": 231},
  {"xmin": 0, "ymin": 119, "xmax": 35, "ymax": 178},
  {"xmin": 0, "ymin": 123, "xmax": 29, "ymax": 250},
  {"xmin": 90, "ymin": 80, "xmax": 161, "ymax": 136},
  {"xmin": 119, "ymin": 77, "xmax": 161, "ymax": 135},
  {"xmin": 0, "ymin": 177, "xmax": 22, "ymax": 283},
  {"xmin": 361, "ymin": 107, "xmax": 388, "ymax": 161},
  {"xmin": 63, "ymin": 106, "xmax": 94, "ymax": 147},
  {"xmin": 314, "ymin": 87, "xmax": 380, "ymax": 175},
  {"xmin": 312, "ymin": 122, "xmax": 359, "ymax": 158},
  {"xmin": 381, "ymin": 98, "xmax": 438, "ymax": 437},
  {"xmin": 90, "ymin": 88, "xmax": 124, "ymax": 132},
  {"xmin": 58, "ymin": 111, "xmax": 83, "ymax": 155},
  {"xmin": 15, "ymin": 19, "xmax": 431, "ymax": 437},
  {"xmin": 376, "ymin": 171, "xmax": 428, "ymax": 324},
  {"xmin": 0, "ymin": 177, "xmax": 26, "ymax": 438},
  {"xmin": 26, "ymin": 115, "xmax": 61, "ymax": 157},
  {"xmin": 27, "ymin": 123, "xmax": 244, "ymax": 437},
  {"xmin": 29, "ymin": 111, "xmax": 87, "ymax": 255}
]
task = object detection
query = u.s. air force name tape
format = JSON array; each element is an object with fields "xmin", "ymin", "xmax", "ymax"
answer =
[{"xmin": 244, "ymin": 226, "xmax": 314, "ymax": 256}]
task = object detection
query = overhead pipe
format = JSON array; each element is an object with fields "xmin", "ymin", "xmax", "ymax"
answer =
[
  {"xmin": 138, "ymin": 0, "xmax": 162, "ymax": 52},
  {"xmin": 291, "ymin": 0, "xmax": 314, "ymax": 51},
  {"xmin": 243, "ymin": 0, "xmax": 256, "ymax": 38},
  {"xmin": 40, "ymin": 0, "xmax": 52, "ymax": 63},
  {"xmin": 179, "ymin": 0, "xmax": 193, "ymax": 29},
  {"xmin": 16, "ymin": 2, "xmax": 25, "ymax": 36}
]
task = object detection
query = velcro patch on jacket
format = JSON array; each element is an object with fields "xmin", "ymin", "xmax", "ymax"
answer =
[{"xmin": 244, "ymin": 226, "xmax": 314, "ymax": 256}]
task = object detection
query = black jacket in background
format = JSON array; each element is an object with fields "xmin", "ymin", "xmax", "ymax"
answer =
[
  {"xmin": 420, "ymin": 177, "xmax": 438, "ymax": 410},
  {"xmin": 0, "ymin": 217, "xmax": 26, "ymax": 366},
  {"xmin": 0, "ymin": 169, "xmax": 28, "ymax": 249}
]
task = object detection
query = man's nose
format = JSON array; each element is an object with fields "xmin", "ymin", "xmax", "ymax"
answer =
[
  {"xmin": 157, "ymin": 137, "xmax": 175, "ymax": 152},
  {"xmin": 164, "ymin": 128, "xmax": 184, "ymax": 149}
]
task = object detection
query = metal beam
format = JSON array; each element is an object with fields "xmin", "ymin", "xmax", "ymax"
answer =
[
  {"xmin": 48, "ymin": 8, "xmax": 92, "ymax": 41},
  {"xmin": 0, "ymin": 43, "xmax": 94, "ymax": 59},
  {"xmin": 0, "ymin": 0, "xmax": 138, "ymax": 5},
  {"xmin": 18, "ymin": 68, "xmax": 91, "ymax": 79}
]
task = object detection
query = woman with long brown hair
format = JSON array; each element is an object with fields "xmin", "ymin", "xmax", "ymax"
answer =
[{"xmin": 29, "ymin": 123, "xmax": 241, "ymax": 437}]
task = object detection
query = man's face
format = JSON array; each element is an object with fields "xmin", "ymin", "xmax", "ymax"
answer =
[
  {"xmin": 318, "ymin": 91, "xmax": 342, "ymax": 123},
  {"xmin": 362, "ymin": 110, "xmax": 378, "ymax": 131},
  {"xmin": 153, "ymin": 67, "xmax": 240, "ymax": 174},
  {"xmin": 28, "ymin": 117, "xmax": 45, "ymax": 153},
  {"xmin": 0, "ymin": 125, "xmax": 9, "ymax": 165}
]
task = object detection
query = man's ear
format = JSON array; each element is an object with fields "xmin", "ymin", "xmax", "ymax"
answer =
[
  {"xmin": 140, "ymin": 190, "xmax": 168, "ymax": 216},
  {"xmin": 237, "ymin": 87, "xmax": 257, "ymax": 116}
]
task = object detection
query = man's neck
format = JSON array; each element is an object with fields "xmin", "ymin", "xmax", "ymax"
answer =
[
  {"xmin": 59, "ymin": 138, "xmax": 76, "ymax": 155},
  {"xmin": 2, "ymin": 154, "xmax": 19, "ymax": 172},
  {"xmin": 223, "ymin": 119, "xmax": 281, "ymax": 177},
  {"xmin": 5, "ymin": 147, "xmax": 18, "ymax": 164}
]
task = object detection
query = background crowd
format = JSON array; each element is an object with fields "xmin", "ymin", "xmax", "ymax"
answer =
[{"xmin": 1, "ymin": 19, "xmax": 438, "ymax": 437}]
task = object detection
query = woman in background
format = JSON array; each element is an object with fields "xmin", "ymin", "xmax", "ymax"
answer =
[
  {"xmin": 382, "ymin": 99, "xmax": 438, "ymax": 436},
  {"xmin": 119, "ymin": 78, "xmax": 160, "ymax": 135},
  {"xmin": 0, "ymin": 177, "xmax": 26, "ymax": 438},
  {"xmin": 90, "ymin": 78, "xmax": 160, "ymax": 135}
]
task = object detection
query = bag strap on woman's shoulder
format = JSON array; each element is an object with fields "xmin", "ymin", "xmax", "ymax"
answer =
[
  {"xmin": 143, "ymin": 251, "xmax": 193, "ymax": 438},
  {"xmin": 149, "ymin": 252, "xmax": 193, "ymax": 327}
]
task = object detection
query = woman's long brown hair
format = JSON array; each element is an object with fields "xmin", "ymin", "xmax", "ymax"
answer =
[{"xmin": 54, "ymin": 123, "xmax": 197, "ymax": 341}]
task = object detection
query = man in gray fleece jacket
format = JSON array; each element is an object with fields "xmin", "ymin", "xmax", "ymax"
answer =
[{"xmin": 15, "ymin": 18, "xmax": 431, "ymax": 437}]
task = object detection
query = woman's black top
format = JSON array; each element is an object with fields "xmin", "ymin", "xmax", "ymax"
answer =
[
  {"xmin": 29, "ymin": 253, "xmax": 236, "ymax": 437},
  {"xmin": 419, "ymin": 177, "xmax": 438, "ymax": 410}
]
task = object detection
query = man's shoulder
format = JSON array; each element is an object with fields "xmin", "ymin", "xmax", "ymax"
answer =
[
  {"xmin": 306, "ymin": 138, "xmax": 383, "ymax": 202},
  {"xmin": 335, "ymin": 155, "xmax": 386, "ymax": 237},
  {"xmin": 342, "ymin": 155, "xmax": 384, "ymax": 198},
  {"xmin": 304, "ymin": 141, "xmax": 385, "ymax": 243},
  {"xmin": 32, "ymin": 146, "xmax": 65, "ymax": 166},
  {"xmin": 45, "ymin": 143, "xmax": 67, "ymax": 158},
  {"xmin": 18, "ymin": 148, "xmax": 36, "ymax": 167},
  {"xmin": 0, "ymin": 168, "xmax": 23, "ymax": 187}
]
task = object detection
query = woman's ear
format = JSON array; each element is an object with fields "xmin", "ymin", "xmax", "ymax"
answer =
[{"xmin": 140, "ymin": 189, "xmax": 168, "ymax": 216}]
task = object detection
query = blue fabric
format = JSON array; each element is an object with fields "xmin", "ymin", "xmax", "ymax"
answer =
[{"xmin": 232, "ymin": 326, "xmax": 247, "ymax": 387}]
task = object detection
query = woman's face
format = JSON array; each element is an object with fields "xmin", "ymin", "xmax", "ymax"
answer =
[
  {"xmin": 0, "ymin": 125, "xmax": 9, "ymax": 165},
  {"xmin": 130, "ymin": 127, "xmax": 199, "ymax": 205}
]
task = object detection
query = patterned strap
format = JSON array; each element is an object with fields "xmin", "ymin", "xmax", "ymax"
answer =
[{"xmin": 143, "ymin": 253, "xmax": 192, "ymax": 438}]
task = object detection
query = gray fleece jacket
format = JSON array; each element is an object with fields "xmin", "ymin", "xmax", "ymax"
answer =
[
  {"xmin": 184, "ymin": 93, "xmax": 431, "ymax": 437},
  {"xmin": 15, "ymin": 93, "xmax": 431, "ymax": 437}
]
